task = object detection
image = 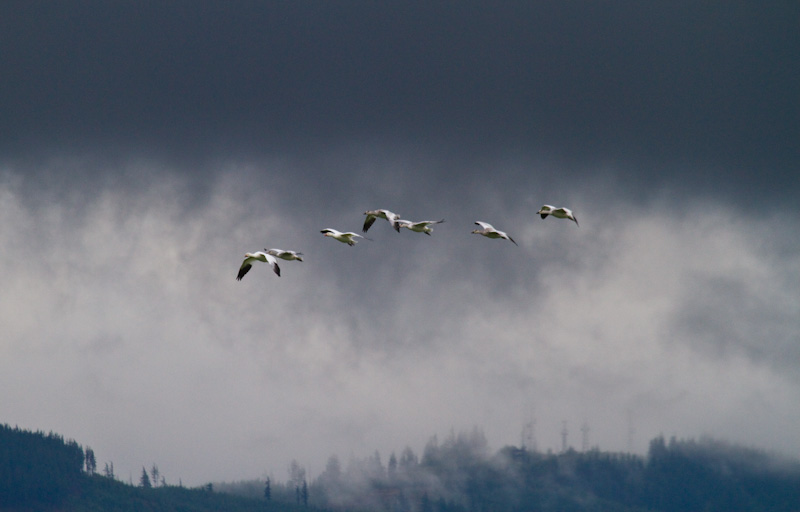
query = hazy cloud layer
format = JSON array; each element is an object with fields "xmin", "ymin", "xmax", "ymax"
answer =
[
  {"xmin": 0, "ymin": 1, "xmax": 798, "ymax": 485},
  {"xmin": 2, "ymin": 156, "xmax": 798, "ymax": 484}
]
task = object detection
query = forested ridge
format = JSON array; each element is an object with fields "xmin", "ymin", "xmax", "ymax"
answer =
[
  {"xmin": 223, "ymin": 430, "xmax": 800, "ymax": 512},
  {"xmin": 0, "ymin": 423, "xmax": 309, "ymax": 512},
  {"xmin": 2, "ymin": 423, "xmax": 799, "ymax": 511}
]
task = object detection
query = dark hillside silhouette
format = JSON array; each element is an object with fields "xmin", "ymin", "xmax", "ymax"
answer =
[
  {"xmin": 0, "ymin": 423, "xmax": 84, "ymax": 508},
  {"xmin": 2, "ymin": 422, "xmax": 799, "ymax": 511},
  {"xmin": 0, "ymin": 423, "xmax": 312, "ymax": 511}
]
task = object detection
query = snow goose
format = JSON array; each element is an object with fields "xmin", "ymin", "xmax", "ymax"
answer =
[
  {"xmin": 471, "ymin": 221, "xmax": 518, "ymax": 245},
  {"xmin": 363, "ymin": 209, "xmax": 401, "ymax": 232},
  {"xmin": 537, "ymin": 204, "xmax": 579, "ymax": 226},
  {"xmin": 237, "ymin": 251, "xmax": 280, "ymax": 280},
  {"xmin": 397, "ymin": 219, "xmax": 445, "ymax": 236},
  {"xmin": 265, "ymin": 248, "xmax": 304, "ymax": 262},
  {"xmin": 321, "ymin": 228, "xmax": 370, "ymax": 246}
]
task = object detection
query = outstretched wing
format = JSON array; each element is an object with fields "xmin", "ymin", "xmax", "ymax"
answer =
[
  {"xmin": 363, "ymin": 215, "xmax": 377, "ymax": 232},
  {"xmin": 237, "ymin": 259, "xmax": 253, "ymax": 281},
  {"xmin": 417, "ymin": 219, "xmax": 444, "ymax": 227},
  {"xmin": 270, "ymin": 261, "xmax": 281, "ymax": 276}
]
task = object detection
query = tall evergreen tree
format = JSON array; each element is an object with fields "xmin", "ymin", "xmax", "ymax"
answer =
[
  {"xmin": 103, "ymin": 461, "xmax": 115, "ymax": 479},
  {"xmin": 84, "ymin": 447, "xmax": 97, "ymax": 474},
  {"xmin": 289, "ymin": 459, "xmax": 306, "ymax": 487},
  {"xmin": 263, "ymin": 477, "xmax": 271, "ymax": 501},
  {"xmin": 139, "ymin": 467, "xmax": 152, "ymax": 488},
  {"xmin": 399, "ymin": 446, "xmax": 418, "ymax": 471},
  {"xmin": 388, "ymin": 452, "xmax": 398, "ymax": 479},
  {"xmin": 150, "ymin": 464, "xmax": 160, "ymax": 488}
]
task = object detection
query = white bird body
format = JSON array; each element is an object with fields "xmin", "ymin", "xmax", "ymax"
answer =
[
  {"xmin": 265, "ymin": 248, "xmax": 304, "ymax": 261},
  {"xmin": 537, "ymin": 204, "xmax": 579, "ymax": 226},
  {"xmin": 237, "ymin": 251, "xmax": 280, "ymax": 280},
  {"xmin": 363, "ymin": 209, "xmax": 401, "ymax": 232},
  {"xmin": 397, "ymin": 219, "xmax": 445, "ymax": 235},
  {"xmin": 321, "ymin": 228, "xmax": 369, "ymax": 246},
  {"xmin": 471, "ymin": 221, "xmax": 517, "ymax": 245}
]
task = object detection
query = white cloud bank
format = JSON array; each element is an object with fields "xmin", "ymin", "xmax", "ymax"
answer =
[{"xmin": 1, "ymin": 163, "xmax": 798, "ymax": 485}]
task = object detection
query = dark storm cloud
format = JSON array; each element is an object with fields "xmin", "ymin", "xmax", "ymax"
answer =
[{"xmin": 2, "ymin": 1, "xmax": 798, "ymax": 196}]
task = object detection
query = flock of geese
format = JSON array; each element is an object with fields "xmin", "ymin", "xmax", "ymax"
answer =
[{"xmin": 237, "ymin": 204, "xmax": 578, "ymax": 280}]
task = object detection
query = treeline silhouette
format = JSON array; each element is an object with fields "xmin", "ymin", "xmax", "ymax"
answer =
[
  {"xmin": 0, "ymin": 423, "xmax": 310, "ymax": 511},
  {"xmin": 2, "ymin": 422, "xmax": 799, "ymax": 511},
  {"xmin": 0, "ymin": 424, "xmax": 84, "ymax": 507}
]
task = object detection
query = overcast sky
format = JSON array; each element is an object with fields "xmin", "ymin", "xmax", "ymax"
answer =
[{"xmin": 1, "ymin": 1, "xmax": 799, "ymax": 485}]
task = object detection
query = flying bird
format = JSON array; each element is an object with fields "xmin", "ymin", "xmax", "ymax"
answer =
[
  {"xmin": 265, "ymin": 248, "xmax": 304, "ymax": 261},
  {"xmin": 363, "ymin": 209, "xmax": 401, "ymax": 232},
  {"xmin": 321, "ymin": 228, "xmax": 370, "ymax": 246},
  {"xmin": 537, "ymin": 204, "xmax": 579, "ymax": 226},
  {"xmin": 471, "ymin": 221, "xmax": 518, "ymax": 245},
  {"xmin": 237, "ymin": 251, "xmax": 280, "ymax": 280},
  {"xmin": 397, "ymin": 219, "xmax": 445, "ymax": 236}
]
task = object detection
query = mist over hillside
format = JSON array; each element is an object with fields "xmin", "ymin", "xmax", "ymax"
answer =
[
  {"xmin": 217, "ymin": 428, "xmax": 800, "ymax": 512},
  {"xmin": 3, "ymin": 422, "xmax": 799, "ymax": 511}
]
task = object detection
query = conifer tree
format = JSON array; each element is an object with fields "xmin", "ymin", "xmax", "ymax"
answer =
[
  {"xmin": 84, "ymin": 447, "xmax": 97, "ymax": 474},
  {"xmin": 139, "ymin": 467, "xmax": 152, "ymax": 488},
  {"xmin": 388, "ymin": 452, "xmax": 398, "ymax": 479},
  {"xmin": 150, "ymin": 464, "xmax": 160, "ymax": 487},
  {"xmin": 103, "ymin": 461, "xmax": 115, "ymax": 479}
]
